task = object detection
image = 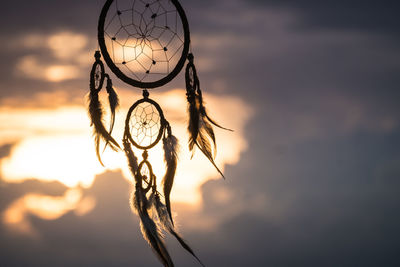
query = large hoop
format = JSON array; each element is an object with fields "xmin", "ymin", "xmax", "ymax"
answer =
[{"xmin": 98, "ymin": 0, "xmax": 190, "ymax": 89}]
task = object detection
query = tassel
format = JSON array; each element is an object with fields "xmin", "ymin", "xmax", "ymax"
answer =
[
  {"xmin": 185, "ymin": 53, "xmax": 231, "ymax": 178},
  {"xmin": 162, "ymin": 123, "xmax": 179, "ymax": 225},
  {"xmin": 88, "ymin": 52, "xmax": 120, "ymax": 166},
  {"xmin": 132, "ymin": 184, "xmax": 174, "ymax": 267},
  {"xmin": 153, "ymin": 193, "xmax": 205, "ymax": 267}
]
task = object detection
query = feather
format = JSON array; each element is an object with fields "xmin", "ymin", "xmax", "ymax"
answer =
[
  {"xmin": 187, "ymin": 93, "xmax": 200, "ymax": 153},
  {"xmin": 185, "ymin": 53, "xmax": 230, "ymax": 178},
  {"xmin": 102, "ymin": 75, "xmax": 119, "ymax": 152},
  {"xmin": 131, "ymin": 187, "xmax": 174, "ymax": 267},
  {"xmin": 123, "ymin": 138, "xmax": 139, "ymax": 176},
  {"xmin": 197, "ymin": 89, "xmax": 233, "ymax": 132},
  {"xmin": 153, "ymin": 194, "xmax": 205, "ymax": 267},
  {"xmin": 204, "ymin": 112, "xmax": 233, "ymax": 132},
  {"xmin": 196, "ymin": 118, "xmax": 224, "ymax": 178},
  {"xmin": 162, "ymin": 129, "xmax": 179, "ymax": 225},
  {"xmin": 88, "ymin": 89, "xmax": 120, "ymax": 166},
  {"xmin": 125, "ymin": 139, "xmax": 173, "ymax": 267}
]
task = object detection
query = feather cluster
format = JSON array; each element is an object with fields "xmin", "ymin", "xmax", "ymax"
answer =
[
  {"xmin": 124, "ymin": 141, "xmax": 171, "ymax": 265},
  {"xmin": 88, "ymin": 89, "xmax": 120, "ymax": 166},
  {"xmin": 185, "ymin": 53, "xmax": 232, "ymax": 178},
  {"xmin": 124, "ymin": 127, "xmax": 203, "ymax": 266},
  {"xmin": 88, "ymin": 59, "xmax": 120, "ymax": 166},
  {"xmin": 132, "ymin": 185, "xmax": 174, "ymax": 267}
]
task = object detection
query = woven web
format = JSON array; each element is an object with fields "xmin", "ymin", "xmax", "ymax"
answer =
[
  {"xmin": 129, "ymin": 102, "xmax": 161, "ymax": 147},
  {"xmin": 104, "ymin": 0, "xmax": 185, "ymax": 83}
]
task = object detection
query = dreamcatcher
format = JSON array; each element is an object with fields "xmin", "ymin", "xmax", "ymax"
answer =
[{"xmin": 88, "ymin": 0, "xmax": 230, "ymax": 266}]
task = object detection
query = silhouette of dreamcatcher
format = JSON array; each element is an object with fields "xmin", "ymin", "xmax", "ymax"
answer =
[{"xmin": 88, "ymin": 0, "xmax": 231, "ymax": 266}]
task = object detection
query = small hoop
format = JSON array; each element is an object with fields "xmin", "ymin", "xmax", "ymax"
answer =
[
  {"xmin": 125, "ymin": 97, "xmax": 166, "ymax": 150},
  {"xmin": 137, "ymin": 160, "xmax": 154, "ymax": 193},
  {"xmin": 90, "ymin": 59, "xmax": 105, "ymax": 92}
]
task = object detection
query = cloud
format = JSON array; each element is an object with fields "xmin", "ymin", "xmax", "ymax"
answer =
[
  {"xmin": 46, "ymin": 32, "xmax": 88, "ymax": 60},
  {"xmin": 245, "ymin": 0, "xmax": 400, "ymax": 37},
  {"xmin": 3, "ymin": 188, "xmax": 95, "ymax": 236},
  {"xmin": 16, "ymin": 56, "xmax": 81, "ymax": 82},
  {"xmin": 13, "ymin": 31, "xmax": 91, "ymax": 83}
]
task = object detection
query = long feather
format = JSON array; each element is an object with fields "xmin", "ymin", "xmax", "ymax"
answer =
[
  {"xmin": 106, "ymin": 75, "xmax": 119, "ymax": 135},
  {"xmin": 101, "ymin": 75, "xmax": 119, "ymax": 153},
  {"xmin": 196, "ymin": 119, "xmax": 224, "ymax": 178},
  {"xmin": 123, "ymin": 138, "xmax": 138, "ymax": 176},
  {"xmin": 204, "ymin": 112, "xmax": 233, "ymax": 132},
  {"xmin": 197, "ymin": 89, "xmax": 233, "ymax": 132},
  {"xmin": 153, "ymin": 194, "xmax": 205, "ymax": 267},
  {"xmin": 88, "ymin": 89, "xmax": 120, "ymax": 166},
  {"xmin": 162, "ymin": 130, "xmax": 178, "ymax": 225},
  {"xmin": 132, "ymin": 187, "xmax": 174, "ymax": 267},
  {"xmin": 187, "ymin": 93, "xmax": 200, "ymax": 153}
]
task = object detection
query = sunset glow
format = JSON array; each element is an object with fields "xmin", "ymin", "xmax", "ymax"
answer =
[{"xmin": 0, "ymin": 89, "xmax": 252, "ymax": 233}]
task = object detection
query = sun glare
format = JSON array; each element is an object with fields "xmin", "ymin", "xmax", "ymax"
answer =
[{"xmin": 1, "ymin": 135, "xmax": 103, "ymax": 188}]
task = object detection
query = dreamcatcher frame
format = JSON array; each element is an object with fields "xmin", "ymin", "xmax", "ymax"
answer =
[
  {"xmin": 89, "ymin": 1, "xmax": 226, "ymax": 265},
  {"xmin": 98, "ymin": 0, "xmax": 191, "ymax": 89}
]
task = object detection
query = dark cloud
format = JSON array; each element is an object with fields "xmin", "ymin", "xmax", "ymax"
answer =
[
  {"xmin": 1, "ymin": 0, "xmax": 99, "ymax": 34},
  {"xmin": 0, "ymin": 143, "xmax": 13, "ymax": 159},
  {"xmin": 246, "ymin": 0, "xmax": 400, "ymax": 37},
  {"xmin": 196, "ymin": 130, "xmax": 400, "ymax": 266}
]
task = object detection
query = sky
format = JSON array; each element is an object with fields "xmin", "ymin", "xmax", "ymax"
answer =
[{"xmin": 1, "ymin": 0, "xmax": 400, "ymax": 266}]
